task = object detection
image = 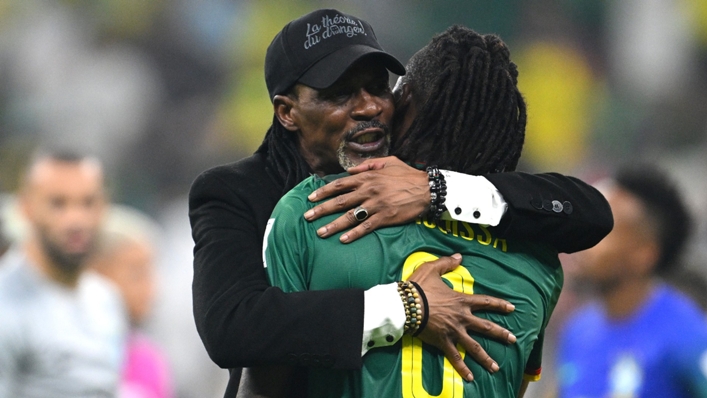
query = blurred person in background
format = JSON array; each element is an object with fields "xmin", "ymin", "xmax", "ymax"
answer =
[
  {"xmin": 556, "ymin": 164, "xmax": 707, "ymax": 398},
  {"xmin": 666, "ymin": 268, "xmax": 707, "ymax": 312},
  {"xmin": 91, "ymin": 208, "xmax": 173, "ymax": 398},
  {"xmin": 190, "ymin": 8, "xmax": 613, "ymax": 397},
  {"xmin": 0, "ymin": 151, "xmax": 127, "ymax": 397}
]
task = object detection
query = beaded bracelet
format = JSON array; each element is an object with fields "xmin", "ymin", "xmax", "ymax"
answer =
[
  {"xmin": 426, "ymin": 166, "xmax": 447, "ymax": 223},
  {"xmin": 397, "ymin": 280, "xmax": 428, "ymax": 336},
  {"xmin": 409, "ymin": 281, "xmax": 429, "ymax": 336}
]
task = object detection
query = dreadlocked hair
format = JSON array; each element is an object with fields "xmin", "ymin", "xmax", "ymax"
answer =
[
  {"xmin": 256, "ymin": 113, "xmax": 313, "ymax": 194},
  {"xmin": 393, "ymin": 25, "xmax": 526, "ymax": 175}
]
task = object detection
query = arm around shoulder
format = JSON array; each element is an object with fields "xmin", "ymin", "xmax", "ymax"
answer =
[
  {"xmin": 485, "ymin": 172, "xmax": 613, "ymax": 253},
  {"xmin": 189, "ymin": 164, "xmax": 365, "ymax": 370}
]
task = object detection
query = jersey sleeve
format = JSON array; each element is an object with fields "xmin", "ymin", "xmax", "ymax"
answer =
[
  {"xmin": 523, "ymin": 261, "xmax": 562, "ymax": 383},
  {"xmin": 523, "ymin": 328, "xmax": 545, "ymax": 382},
  {"xmin": 264, "ymin": 190, "xmax": 314, "ymax": 293}
]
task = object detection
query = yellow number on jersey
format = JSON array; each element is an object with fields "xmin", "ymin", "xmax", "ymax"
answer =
[{"xmin": 401, "ymin": 252, "xmax": 475, "ymax": 397}]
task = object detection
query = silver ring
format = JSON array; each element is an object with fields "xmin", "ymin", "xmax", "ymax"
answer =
[{"xmin": 353, "ymin": 206, "xmax": 369, "ymax": 222}]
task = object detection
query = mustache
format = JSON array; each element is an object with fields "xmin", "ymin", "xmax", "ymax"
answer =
[{"xmin": 344, "ymin": 120, "xmax": 390, "ymax": 141}]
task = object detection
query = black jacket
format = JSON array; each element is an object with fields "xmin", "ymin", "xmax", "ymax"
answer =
[{"xmin": 189, "ymin": 153, "xmax": 612, "ymax": 396}]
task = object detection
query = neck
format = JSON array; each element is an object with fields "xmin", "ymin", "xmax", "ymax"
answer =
[
  {"xmin": 306, "ymin": 156, "xmax": 343, "ymax": 177},
  {"xmin": 25, "ymin": 238, "xmax": 81, "ymax": 289},
  {"xmin": 600, "ymin": 276, "xmax": 655, "ymax": 320}
]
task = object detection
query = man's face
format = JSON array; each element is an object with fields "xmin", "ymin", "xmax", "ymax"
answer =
[
  {"xmin": 21, "ymin": 159, "xmax": 106, "ymax": 273},
  {"xmin": 287, "ymin": 58, "xmax": 395, "ymax": 175},
  {"xmin": 574, "ymin": 185, "xmax": 655, "ymax": 289}
]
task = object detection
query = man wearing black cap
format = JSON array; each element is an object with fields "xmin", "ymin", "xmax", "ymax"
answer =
[{"xmin": 189, "ymin": 9, "xmax": 611, "ymax": 397}]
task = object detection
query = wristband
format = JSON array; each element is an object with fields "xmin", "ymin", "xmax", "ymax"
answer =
[
  {"xmin": 397, "ymin": 280, "xmax": 427, "ymax": 336},
  {"xmin": 426, "ymin": 166, "xmax": 447, "ymax": 223},
  {"xmin": 409, "ymin": 281, "xmax": 429, "ymax": 336}
]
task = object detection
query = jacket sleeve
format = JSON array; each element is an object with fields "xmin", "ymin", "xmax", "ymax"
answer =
[
  {"xmin": 189, "ymin": 168, "xmax": 365, "ymax": 370},
  {"xmin": 485, "ymin": 172, "xmax": 613, "ymax": 253}
]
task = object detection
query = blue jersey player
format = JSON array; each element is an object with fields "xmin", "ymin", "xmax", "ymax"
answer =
[{"xmin": 557, "ymin": 165, "xmax": 707, "ymax": 398}]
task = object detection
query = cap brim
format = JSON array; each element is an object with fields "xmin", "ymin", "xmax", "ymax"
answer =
[{"xmin": 298, "ymin": 44, "xmax": 406, "ymax": 90}]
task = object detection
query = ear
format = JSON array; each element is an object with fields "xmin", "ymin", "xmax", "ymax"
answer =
[
  {"xmin": 392, "ymin": 82, "xmax": 418, "ymax": 141},
  {"xmin": 393, "ymin": 81, "xmax": 413, "ymax": 110},
  {"xmin": 400, "ymin": 82, "xmax": 413, "ymax": 107},
  {"xmin": 273, "ymin": 94, "xmax": 299, "ymax": 132}
]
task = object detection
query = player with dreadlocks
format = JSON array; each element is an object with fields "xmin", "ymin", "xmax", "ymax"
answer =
[
  {"xmin": 392, "ymin": 25, "xmax": 525, "ymax": 174},
  {"xmin": 265, "ymin": 25, "xmax": 566, "ymax": 397},
  {"xmin": 190, "ymin": 9, "xmax": 611, "ymax": 397},
  {"xmin": 304, "ymin": 36, "xmax": 607, "ymax": 255}
]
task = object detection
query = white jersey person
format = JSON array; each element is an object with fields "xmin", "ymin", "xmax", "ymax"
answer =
[{"xmin": 0, "ymin": 151, "xmax": 127, "ymax": 398}]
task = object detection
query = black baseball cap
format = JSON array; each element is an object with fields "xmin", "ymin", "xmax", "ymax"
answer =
[{"xmin": 265, "ymin": 9, "xmax": 406, "ymax": 101}]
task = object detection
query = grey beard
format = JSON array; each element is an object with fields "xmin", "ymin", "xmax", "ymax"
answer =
[{"xmin": 336, "ymin": 135, "xmax": 390, "ymax": 170}]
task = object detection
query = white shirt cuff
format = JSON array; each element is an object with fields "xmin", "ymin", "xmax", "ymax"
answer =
[
  {"xmin": 440, "ymin": 170, "xmax": 507, "ymax": 226},
  {"xmin": 361, "ymin": 283, "xmax": 405, "ymax": 356}
]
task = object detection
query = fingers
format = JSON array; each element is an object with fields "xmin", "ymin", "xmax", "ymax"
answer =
[
  {"xmin": 313, "ymin": 212, "xmax": 380, "ymax": 243},
  {"xmin": 309, "ymin": 206, "xmax": 371, "ymax": 239},
  {"xmin": 346, "ymin": 156, "xmax": 398, "ymax": 174},
  {"xmin": 346, "ymin": 159, "xmax": 384, "ymax": 174},
  {"xmin": 339, "ymin": 216, "xmax": 378, "ymax": 243},
  {"xmin": 455, "ymin": 332, "xmax": 500, "ymax": 374},
  {"xmin": 419, "ymin": 253, "xmax": 463, "ymax": 276},
  {"xmin": 438, "ymin": 339, "xmax": 475, "ymax": 382},
  {"xmin": 305, "ymin": 190, "xmax": 365, "ymax": 222},
  {"xmin": 310, "ymin": 157, "xmax": 403, "ymax": 201},
  {"xmin": 464, "ymin": 314, "xmax": 517, "ymax": 344},
  {"xmin": 462, "ymin": 294, "xmax": 516, "ymax": 314},
  {"xmin": 307, "ymin": 175, "xmax": 361, "ymax": 203},
  {"xmin": 311, "ymin": 208, "xmax": 357, "ymax": 238}
]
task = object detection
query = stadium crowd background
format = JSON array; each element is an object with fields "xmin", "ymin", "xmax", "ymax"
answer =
[{"xmin": 0, "ymin": 1, "xmax": 706, "ymax": 397}]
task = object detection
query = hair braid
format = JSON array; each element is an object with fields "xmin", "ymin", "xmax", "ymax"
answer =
[{"xmin": 393, "ymin": 25, "xmax": 526, "ymax": 175}]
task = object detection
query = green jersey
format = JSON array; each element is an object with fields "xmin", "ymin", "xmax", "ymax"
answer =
[{"xmin": 265, "ymin": 173, "xmax": 563, "ymax": 398}]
